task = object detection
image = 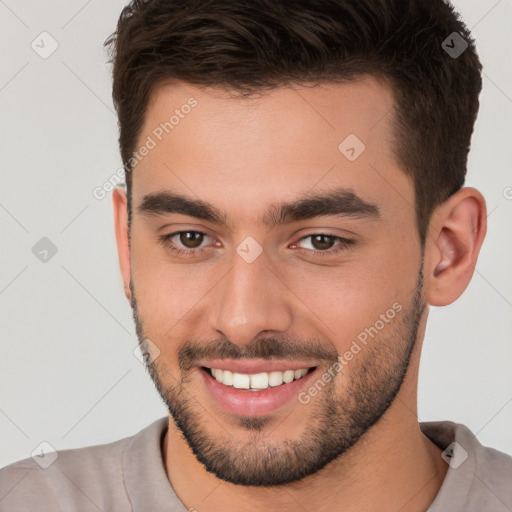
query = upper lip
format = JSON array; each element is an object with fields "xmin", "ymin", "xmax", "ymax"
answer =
[{"xmin": 197, "ymin": 358, "xmax": 318, "ymax": 374}]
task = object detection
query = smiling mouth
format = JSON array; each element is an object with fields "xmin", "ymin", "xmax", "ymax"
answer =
[{"xmin": 202, "ymin": 366, "xmax": 316, "ymax": 391}]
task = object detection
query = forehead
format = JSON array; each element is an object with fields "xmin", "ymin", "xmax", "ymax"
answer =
[{"xmin": 131, "ymin": 76, "xmax": 413, "ymax": 227}]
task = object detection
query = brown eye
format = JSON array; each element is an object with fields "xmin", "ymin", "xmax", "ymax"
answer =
[
  {"xmin": 309, "ymin": 234, "xmax": 336, "ymax": 250},
  {"xmin": 294, "ymin": 233, "xmax": 355, "ymax": 258},
  {"xmin": 179, "ymin": 231, "xmax": 204, "ymax": 248},
  {"xmin": 159, "ymin": 230, "xmax": 215, "ymax": 257},
  {"xmin": 297, "ymin": 234, "xmax": 338, "ymax": 251}
]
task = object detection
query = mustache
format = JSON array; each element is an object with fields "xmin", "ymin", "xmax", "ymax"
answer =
[{"xmin": 177, "ymin": 336, "xmax": 339, "ymax": 371}]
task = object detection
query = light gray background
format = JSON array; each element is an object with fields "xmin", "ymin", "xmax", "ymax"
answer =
[{"xmin": 1, "ymin": 0, "xmax": 511, "ymax": 468}]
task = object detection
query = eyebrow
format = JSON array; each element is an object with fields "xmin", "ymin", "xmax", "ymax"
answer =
[{"xmin": 137, "ymin": 187, "xmax": 380, "ymax": 228}]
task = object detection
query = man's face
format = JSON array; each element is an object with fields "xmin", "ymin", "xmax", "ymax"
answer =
[{"xmin": 126, "ymin": 77, "xmax": 426, "ymax": 486}]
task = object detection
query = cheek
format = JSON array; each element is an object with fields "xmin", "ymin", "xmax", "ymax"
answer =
[
  {"xmin": 283, "ymin": 238, "xmax": 418, "ymax": 347},
  {"xmin": 129, "ymin": 232, "xmax": 215, "ymax": 338}
]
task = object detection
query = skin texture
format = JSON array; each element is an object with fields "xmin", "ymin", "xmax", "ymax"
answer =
[{"xmin": 113, "ymin": 76, "xmax": 487, "ymax": 511}]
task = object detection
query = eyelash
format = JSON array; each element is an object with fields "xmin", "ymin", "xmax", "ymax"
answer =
[{"xmin": 158, "ymin": 231, "xmax": 355, "ymax": 259}]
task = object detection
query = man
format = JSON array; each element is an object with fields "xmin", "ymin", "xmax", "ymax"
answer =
[{"xmin": 1, "ymin": 0, "xmax": 511, "ymax": 510}]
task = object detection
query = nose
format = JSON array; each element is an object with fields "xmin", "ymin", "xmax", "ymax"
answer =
[{"xmin": 208, "ymin": 250, "xmax": 294, "ymax": 346}]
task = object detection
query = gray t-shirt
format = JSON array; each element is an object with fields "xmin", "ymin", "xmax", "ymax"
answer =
[{"xmin": 1, "ymin": 417, "xmax": 511, "ymax": 511}]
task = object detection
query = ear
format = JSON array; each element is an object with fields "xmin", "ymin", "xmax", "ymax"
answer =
[
  {"xmin": 424, "ymin": 187, "xmax": 487, "ymax": 306},
  {"xmin": 112, "ymin": 185, "xmax": 132, "ymax": 303}
]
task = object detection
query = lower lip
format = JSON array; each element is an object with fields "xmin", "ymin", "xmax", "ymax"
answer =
[{"xmin": 198, "ymin": 366, "xmax": 318, "ymax": 417}]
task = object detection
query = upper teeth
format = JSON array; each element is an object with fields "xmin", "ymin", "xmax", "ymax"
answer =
[{"xmin": 207, "ymin": 368, "xmax": 310, "ymax": 390}]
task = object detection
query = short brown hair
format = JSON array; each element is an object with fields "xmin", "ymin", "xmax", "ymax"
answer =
[{"xmin": 104, "ymin": 0, "xmax": 482, "ymax": 243}]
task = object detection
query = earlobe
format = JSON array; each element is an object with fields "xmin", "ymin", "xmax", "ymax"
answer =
[
  {"xmin": 112, "ymin": 185, "xmax": 132, "ymax": 303},
  {"xmin": 425, "ymin": 187, "xmax": 487, "ymax": 306}
]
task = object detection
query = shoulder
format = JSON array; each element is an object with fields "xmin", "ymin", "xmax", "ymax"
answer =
[
  {"xmin": 0, "ymin": 418, "xmax": 168, "ymax": 511},
  {"xmin": 0, "ymin": 436, "xmax": 131, "ymax": 512},
  {"xmin": 421, "ymin": 420, "xmax": 512, "ymax": 511},
  {"xmin": 471, "ymin": 436, "xmax": 512, "ymax": 504}
]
